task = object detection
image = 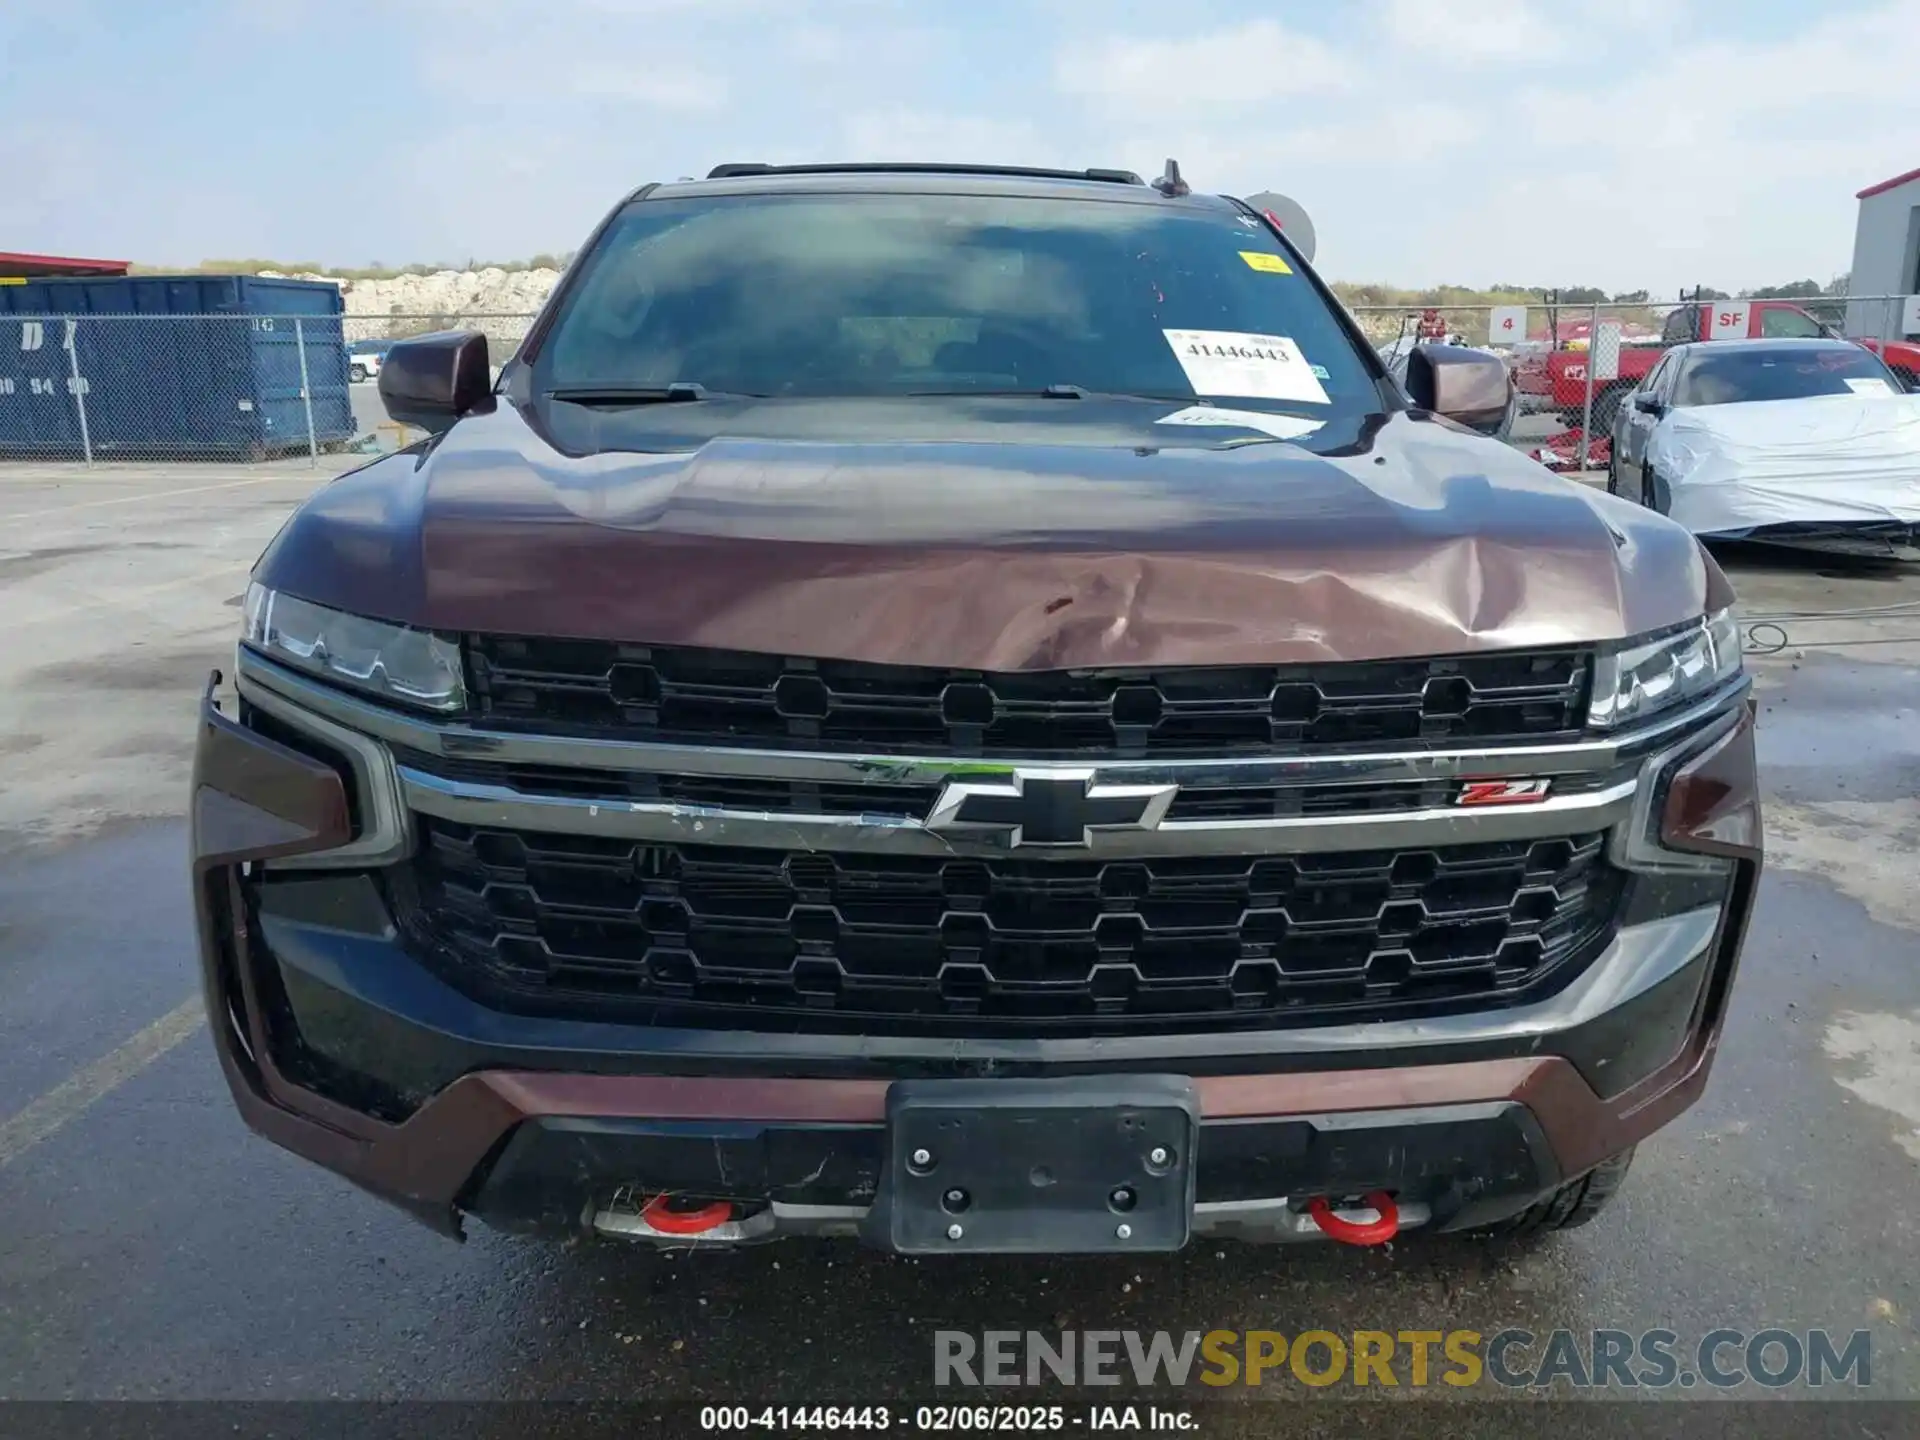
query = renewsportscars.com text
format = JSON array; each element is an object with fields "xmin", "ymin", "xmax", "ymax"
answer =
[{"xmin": 933, "ymin": 1328, "xmax": 1872, "ymax": 1390}]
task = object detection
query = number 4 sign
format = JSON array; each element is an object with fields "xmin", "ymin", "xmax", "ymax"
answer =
[{"xmin": 1488, "ymin": 306, "xmax": 1527, "ymax": 346}]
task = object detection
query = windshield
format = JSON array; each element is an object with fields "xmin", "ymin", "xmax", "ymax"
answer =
[
  {"xmin": 1675, "ymin": 346, "xmax": 1900, "ymax": 406},
  {"xmin": 537, "ymin": 191, "xmax": 1378, "ymax": 418}
]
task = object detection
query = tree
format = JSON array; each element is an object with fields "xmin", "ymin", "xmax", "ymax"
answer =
[
  {"xmin": 1748, "ymin": 279, "xmax": 1824, "ymax": 299},
  {"xmin": 1611, "ymin": 289, "xmax": 1650, "ymax": 303},
  {"xmin": 1558, "ymin": 286, "xmax": 1608, "ymax": 304}
]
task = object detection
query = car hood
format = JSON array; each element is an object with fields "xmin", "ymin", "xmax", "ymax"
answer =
[{"xmin": 256, "ymin": 397, "xmax": 1723, "ymax": 670}]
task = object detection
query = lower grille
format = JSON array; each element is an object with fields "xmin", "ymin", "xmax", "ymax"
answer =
[{"xmin": 392, "ymin": 822, "xmax": 1625, "ymax": 1036}]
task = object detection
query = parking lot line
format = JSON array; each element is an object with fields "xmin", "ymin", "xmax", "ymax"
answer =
[
  {"xmin": 0, "ymin": 475, "xmax": 295, "ymax": 524},
  {"xmin": 0, "ymin": 996, "xmax": 206, "ymax": 1169},
  {"xmin": 13, "ymin": 562, "xmax": 254, "ymax": 628}
]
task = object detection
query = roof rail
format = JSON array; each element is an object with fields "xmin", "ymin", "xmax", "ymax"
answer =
[{"xmin": 704, "ymin": 162, "xmax": 1145, "ymax": 185}]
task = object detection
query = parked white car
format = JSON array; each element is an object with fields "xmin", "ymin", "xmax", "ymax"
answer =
[{"xmin": 1610, "ymin": 337, "xmax": 1920, "ymax": 555}]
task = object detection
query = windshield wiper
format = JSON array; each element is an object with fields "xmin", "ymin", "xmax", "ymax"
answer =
[
  {"xmin": 548, "ymin": 382, "xmax": 761, "ymax": 405},
  {"xmin": 907, "ymin": 385, "xmax": 1194, "ymax": 402}
]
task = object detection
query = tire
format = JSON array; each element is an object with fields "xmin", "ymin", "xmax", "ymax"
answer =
[
  {"xmin": 1474, "ymin": 1147, "xmax": 1635, "ymax": 1239},
  {"xmin": 350, "ymin": 363, "xmax": 368, "ymax": 383},
  {"xmin": 1646, "ymin": 469, "xmax": 1671, "ymax": 515},
  {"xmin": 1605, "ymin": 455, "xmax": 1620, "ymax": 495}
]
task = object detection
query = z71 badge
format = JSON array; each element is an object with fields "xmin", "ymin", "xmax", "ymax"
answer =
[{"xmin": 1455, "ymin": 778, "xmax": 1553, "ymax": 806}]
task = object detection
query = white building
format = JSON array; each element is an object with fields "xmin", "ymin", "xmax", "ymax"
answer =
[{"xmin": 1846, "ymin": 166, "xmax": 1920, "ymax": 341}]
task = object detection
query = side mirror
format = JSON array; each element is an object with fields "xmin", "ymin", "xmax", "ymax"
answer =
[
  {"xmin": 378, "ymin": 330, "xmax": 491, "ymax": 433},
  {"xmin": 1404, "ymin": 343, "xmax": 1510, "ymax": 435},
  {"xmin": 1632, "ymin": 393, "xmax": 1664, "ymax": 415}
]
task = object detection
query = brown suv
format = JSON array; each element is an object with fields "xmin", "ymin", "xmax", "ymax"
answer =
[{"xmin": 191, "ymin": 162, "xmax": 1760, "ymax": 1253}]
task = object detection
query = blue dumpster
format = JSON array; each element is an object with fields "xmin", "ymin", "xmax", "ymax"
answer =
[{"xmin": 0, "ymin": 274, "xmax": 354, "ymax": 459}]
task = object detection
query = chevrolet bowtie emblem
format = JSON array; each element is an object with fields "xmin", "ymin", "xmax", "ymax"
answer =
[{"xmin": 925, "ymin": 769, "xmax": 1178, "ymax": 848}]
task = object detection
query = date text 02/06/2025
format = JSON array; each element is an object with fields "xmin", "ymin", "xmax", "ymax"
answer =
[{"xmin": 698, "ymin": 1404, "xmax": 1197, "ymax": 1432}]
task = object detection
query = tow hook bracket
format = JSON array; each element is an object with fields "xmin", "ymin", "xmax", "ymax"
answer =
[{"xmin": 1306, "ymin": 1192, "xmax": 1401, "ymax": 1245}]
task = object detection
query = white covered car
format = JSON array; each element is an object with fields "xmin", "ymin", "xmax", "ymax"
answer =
[{"xmin": 1610, "ymin": 338, "xmax": 1920, "ymax": 555}]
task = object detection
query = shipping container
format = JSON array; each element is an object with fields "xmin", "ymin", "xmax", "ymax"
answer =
[{"xmin": 0, "ymin": 274, "xmax": 354, "ymax": 459}]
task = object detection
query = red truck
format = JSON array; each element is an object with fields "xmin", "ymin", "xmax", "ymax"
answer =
[{"xmin": 1530, "ymin": 300, "xmax": 1920, "ymax": 429}]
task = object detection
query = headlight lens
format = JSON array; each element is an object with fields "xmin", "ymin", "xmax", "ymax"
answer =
[
  {"xmin": 1589, "ymin": 608, "xmax": 1742, "ymax": 729},
  {"xmin": 242, "ymin": 583, "xmax": 465, "ymax": 712}
]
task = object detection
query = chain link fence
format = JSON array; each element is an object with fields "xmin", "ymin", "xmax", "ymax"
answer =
[{"xmin": 5, "ymin": 298, "xmax": 1917, "ymax": 469}]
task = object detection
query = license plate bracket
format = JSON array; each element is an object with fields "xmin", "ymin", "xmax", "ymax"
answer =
[{"xmin": 876, "ymin": 1075, "xmax": 1197, "ymax": 1254}]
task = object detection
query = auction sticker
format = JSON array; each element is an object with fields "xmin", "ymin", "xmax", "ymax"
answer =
[
  {"xmin": 1156, "ymin": 404, "xmax": 1322, "ymax": 441},
  {"xmin": 1162, "ymin": 330, "xmax": 1330, "ymax": 404},
  {"xmin": 1239, "ymin": 251, "xmax": 1292, "ymax": 274},
  {"xmin": 1845, "ymin": 377, "xmax": 1896, "ymax": 396}
]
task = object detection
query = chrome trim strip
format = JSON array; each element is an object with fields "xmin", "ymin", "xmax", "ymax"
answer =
[
  {"xmin": 240, "ymin": 676, "xmax": 415, "ymax": 870},
  {"xmin": 396, "ymin": 763, "xmax": 1641, "ymax": 857},
  {"xmin": 239, "ymin": 649, "xmax": 1748, "ymax": 790}
]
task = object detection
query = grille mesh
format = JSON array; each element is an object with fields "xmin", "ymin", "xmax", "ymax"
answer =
[
  {"xmin": 466, "ymin": 639, "xmax": 1593, "ymax": 758},
  {"xmin": 394, "ymin": 821, "xmax": 1624, "ymax": 1035}
]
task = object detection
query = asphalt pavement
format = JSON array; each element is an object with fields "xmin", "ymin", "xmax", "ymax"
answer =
[{"xmin": 2, "ymin": 463, "xmax": 1918, "ymax": 1415}]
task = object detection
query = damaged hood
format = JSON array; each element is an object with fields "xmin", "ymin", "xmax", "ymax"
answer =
[
  {"xmin": 1647, "ymin": 393, "xmax": 1920, "ymax": 538},
  {"xmin": 257, "ymin": 396, "xmax": 1718, "ymax": 670}
]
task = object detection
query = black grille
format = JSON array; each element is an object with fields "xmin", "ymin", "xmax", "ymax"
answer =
[
  {"xmin": 466, "ymin": 639, "xmax": 1593, "ymax": 758},
  {"xmin": 394, "ymin": 822, "xmax": 1625, "ymax": 1035}
]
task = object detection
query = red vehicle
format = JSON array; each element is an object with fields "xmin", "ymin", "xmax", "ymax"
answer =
[{"xmin": 1543, "ymin": 301, "xmax": 1920, "ymax": 429}]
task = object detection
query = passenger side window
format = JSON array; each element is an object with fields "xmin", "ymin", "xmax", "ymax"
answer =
[
  {"xmin": 1641, "ymin": 356, "xmax": 1671, "ymax": 400},
  {"xmin": 1759, "ymin": 307, "xmax": 1824, "ymax": 339}
]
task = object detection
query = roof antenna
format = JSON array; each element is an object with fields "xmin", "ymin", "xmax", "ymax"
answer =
[{"xmin": 1152, "ymin": 158, "xmax": 1189, "ymax": 197}]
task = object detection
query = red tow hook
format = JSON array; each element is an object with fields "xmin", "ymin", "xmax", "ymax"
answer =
[
  {"xmin": 640, "ymin": 1194, "xmax": 735, "ymax": 1235},
  {"xmin": 1306, "ymin": 1192, "xmax": 1400, "ymax": 1246}
]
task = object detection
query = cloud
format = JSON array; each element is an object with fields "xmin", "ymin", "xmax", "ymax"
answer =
[
  {"xmin": 6, "ymin": 0, "xmax": 1916, "ymax": 294},
  {"xmin": 837, "ymin": 111, "xmax": 1069, "ymax": 168},
  {"xmin": 1055, "ymin": 19, "xmax": 1352, "ymax": 114},
  {"xmin": 1377, "ymin": 0, "xmax": 1566, "ymax": 62}
]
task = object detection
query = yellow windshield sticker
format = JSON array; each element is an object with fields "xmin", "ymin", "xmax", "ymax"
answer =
[{"xmin": 1239, "ymin": 251, "xmax": 1292, "ymax": 274}]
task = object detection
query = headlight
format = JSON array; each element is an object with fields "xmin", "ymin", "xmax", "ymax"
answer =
[
  {"xmin": 242, "ymin": 583, "xmax": 465, "ymax": 712},
  {"xmin": 1588, "ymin": 608, "xmax": 1742, "ymax": 730}
]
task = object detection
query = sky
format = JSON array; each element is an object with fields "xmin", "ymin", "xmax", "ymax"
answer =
[{"xmin": 2, "ymin": 0, "xmax": 1917, "ymax": 297}]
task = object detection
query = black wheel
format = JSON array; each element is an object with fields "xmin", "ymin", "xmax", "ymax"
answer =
[
  {"xmin": 350, "ymin": 363, "xmax": 368, "ymax": 383},
  {"xmin": 1605, "ymin": 455, "xmax": 1620, "ymax": 495},
  {"xmin": 1646, "ymin": 468, "xmax": 1671, "ymax": 514},
  {"xmin": 1473, "ymin": 1147, "xmax": 1634, "ymax": 1239}
]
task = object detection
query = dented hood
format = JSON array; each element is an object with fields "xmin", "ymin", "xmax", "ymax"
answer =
[{"xmin": 257, "ymin": 397, "xmax": 1720, "ymax": 670}]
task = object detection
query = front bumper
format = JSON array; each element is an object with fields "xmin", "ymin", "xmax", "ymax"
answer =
[{"xmin": 192, "ymin": 664, "xmax": 1761, "ymax": 1246}]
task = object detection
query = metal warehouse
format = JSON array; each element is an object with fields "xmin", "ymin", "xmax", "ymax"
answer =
[{"xmin": 1847, "ymin": 165, "xmax": 1920, "ymax": 342}]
